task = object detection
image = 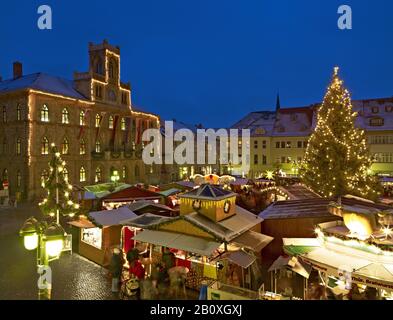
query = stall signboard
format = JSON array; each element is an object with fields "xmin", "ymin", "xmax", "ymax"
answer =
[{"xmin": 302, "ymin": 257, "xmax": 393, "ymax": 292}]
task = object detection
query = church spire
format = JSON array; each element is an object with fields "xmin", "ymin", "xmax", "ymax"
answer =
[{"xmin": 276, "ymin": 93, "xmax": 281, "ymax": 111}]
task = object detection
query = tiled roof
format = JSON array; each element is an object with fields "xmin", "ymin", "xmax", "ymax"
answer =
[
  {"xmin": 259, "ymin": 196, "xmax": 391, "ymax": 220},
  {"xmin": 0, "ymin": 73, "xmax": 88, "ymax": 100}
]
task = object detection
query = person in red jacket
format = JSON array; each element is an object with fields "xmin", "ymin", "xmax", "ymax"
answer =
[{"xmin": 129, "ymin": 259, "xmax": 145, "ymax": 280}]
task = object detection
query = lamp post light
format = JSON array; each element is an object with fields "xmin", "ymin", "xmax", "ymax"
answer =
[
  {"xmin": 111, "ymin": 170, "xmax": 120, "ymax": 185},
  {"xmin": 20, "ymin": 217, "xmax": 66, "ymax": 300}
]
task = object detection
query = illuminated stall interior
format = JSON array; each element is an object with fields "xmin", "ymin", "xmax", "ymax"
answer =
[{"xmin": 283, "ymin": 199, "xmax": 393, "ymax": 300}]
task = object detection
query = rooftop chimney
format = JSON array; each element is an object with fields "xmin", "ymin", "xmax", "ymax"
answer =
[{"xmin": 13, "ymin": 61, "xmax": 23, "ymax": 79}]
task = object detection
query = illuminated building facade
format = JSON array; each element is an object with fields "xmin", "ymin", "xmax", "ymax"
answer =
[
  {"xmin": 0, "ymin": 40, "xmax": 160, "ymax": 200},
  {"xmin": 231, "ymin": 98, "xmax": 393, "ymax": 178}
]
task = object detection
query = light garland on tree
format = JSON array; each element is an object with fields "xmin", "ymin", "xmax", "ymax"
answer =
[
  {"xmin": 38, "ymin": 143, "xmax": 80, "ymax": 220},
  {"xmin": 299, "ymin": 67, "xmax": 381, "ymax": 200}
]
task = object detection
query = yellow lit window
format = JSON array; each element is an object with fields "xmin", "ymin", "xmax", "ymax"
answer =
[
  {"xmin": 41, "ymin": 137, "xmax": 49, "ymax": 155},
  {"xmin": 41, "ymin": 105, "xmax": 49, "ymax": 122},
  {"xmin": 79, "ymin": 166, "xmax": 86, "ymax": 182},
  {"xmin": 62, "ymin": 108, "xmax": 69, "ymax": 124}
]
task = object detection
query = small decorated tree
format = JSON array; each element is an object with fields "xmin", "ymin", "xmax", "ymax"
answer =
[
  {"xmin": 300, "ymin": 67, "xmax": 380, "ymax": 200},
  {"xmin": 39, "ymin": 143, "xmax": 79, "ymax": 222}
]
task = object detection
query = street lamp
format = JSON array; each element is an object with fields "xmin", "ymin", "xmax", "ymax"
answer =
[
  {"xmin": 19, "ymin": 217, "xmax": 66, "ymax": 300},
  {"xmin": 111, "ymin": 170, "xmax": 120, "ymax": 184}
]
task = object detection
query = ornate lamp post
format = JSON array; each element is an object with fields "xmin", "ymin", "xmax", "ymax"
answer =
[{"xmin": 20, "ymin": 217, "xmax": 66, "ymax": 300}]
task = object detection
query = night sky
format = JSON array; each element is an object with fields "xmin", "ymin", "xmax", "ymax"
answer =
[{"xmin": 1, "ymin": 0, "xmax": 393, "ymax": 127}]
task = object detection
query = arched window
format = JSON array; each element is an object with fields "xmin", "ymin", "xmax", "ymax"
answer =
[
  {"xmin": 135, "ymin": 165, "xmax": 140, "ymax": 178},
  {"xmin": 108, "ymin": 115, "xmax": 114, "ymax": 129},
  {"xmin": 16, "ymin": 104, "xmax": 22, "ymax": 121},
  {"xmin": 95, "ymin": 114, "xmax": 102, "ymax": 128},
  {"xmin": 16, "ymin": 138, "xmax": 21, "ymax": 155},
  {"xmin": 95, "ymin": 140, "xmax": 101, "ymax": 153},
  {"xmin": 121, "ymin": 117, "xmax": 126, "ymax": 131},
  {"xmin": 95, "ymin": 167, "xmax": 102, "ymax": 183},
  {"xmin": 62, "ymin": 108, "xmax": 69, "ymax": 124},
  {"xmin": 2, "ymin": 106, "xmax": 7, "ymax": 123},
  {"xmin": 41, "ymin": 170, "xmax": 48, "ymax": 188},
  {"xmin": 80, "ymin": 139, "xmax": 86, "ymax": 155},
  {"xmin": 79, "ymin": 110, "xmax": 86, "ymax": 126},
  {"xmin": 63, "ymin": 167, "xmax": 69, "ymax": 182},
  {"xmin": 2, "ymin": 169, "xmax": 8, "ymax": 181},
  {"xmin": 16, "ymin": 170, "xmax": 21, "ymax": 188},
  {"xmin": 41, "ymin": 104, "xmax": 49, "ymax": 122},
  {"xmin": 122, "ymin": 166, "xmax": 127, "ymax": 180},
  {"xmin": 41, "ymin": 137, "xmax": 49, "ymax": 155},
  {"xmin": 79, "ymin": 166, "xmax": 86, "ymax": 182},
  {"xmin": 62, "ymin": 137, "xmax": 69, "ymax": 155}
]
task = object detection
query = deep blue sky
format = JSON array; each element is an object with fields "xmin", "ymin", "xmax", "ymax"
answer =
[{"xmin": 1, "ymin": 0, "xmax": 393, "ymax": 127}]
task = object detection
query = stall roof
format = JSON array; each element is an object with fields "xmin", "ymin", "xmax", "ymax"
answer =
[
  {"xmin": 184, "ymin": 205, "xmax": 262, "ymax": 242},
  {"xmin": 225, "ymin": 250, "xmax": 256, "ymax": 269},
  {"xmin": 232, "ymin": 230, "xmax": 273, "ymax": 252},
  {"xmin": 102, "ymin": 186, "xmax": 162, "ymax": 202},
  {"xmin": 158, "ymin": 188, "xmax": 181, "ymax": 197},
  {"xmin": 89, "ymin": 206, "xmax": 137, "ymax": 227},
  {"xmin": 84, "ymin": 183, "xmax": 132, "ymax": 199},
  {"xmin": 67, "ymin": 219, "xmax": 96, "ymax": 229},
  {"xmin": 121, "ymin": 213, "xmax": 174, "ymax": 228},
  {"xmin": 259, "ymin": 196, "xmax": 390, "ymax": 220},
  {"xmin": 268, "ymin": 256, "xmax": 312, "ymax": 279},
  {"xmin": 132, "ymin": 229, "xmax": 222, "ymax": 256},
  {"xmin": 127, "ymin": 200, "xmax": 174, "ymax": 213}
]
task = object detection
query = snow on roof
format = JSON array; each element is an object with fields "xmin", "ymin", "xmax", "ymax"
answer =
[
  {"xmin": 259, "ymin": 196, "xmax": 390, "ymax": 220},
  {"xmin": 121, "ymin": 213, "xmax": 174, "ymax": 228},
  {"xmin": 0, "ymin": 73, "xmax": 88, "ymax": 100},
  {"xmin": 185, "ymin": 205, "xmax": 262, "ymax": 242},
  {"xmin": 231, "ymin": 111, "xmax": 276, "ymax": 136},
  {"xmin": 89, "ymin": 206, "xmax": 137, "ymax": 227}
]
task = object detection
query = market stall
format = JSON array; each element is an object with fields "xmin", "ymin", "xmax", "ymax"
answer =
[
  {"xmin": 282, "ymin": 199, "xmax": 393, "ymax": 299},
  {"xmin": 68, "ymin": 206, "xmax": 137, "ymax": 265},
  {"xmin": 120, "ymin": 184, "xmax": 273, "ymax": 294}
]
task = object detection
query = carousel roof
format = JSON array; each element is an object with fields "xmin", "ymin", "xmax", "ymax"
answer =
[{"xmin": 180, "ymin": 184, "xmax": 235, "ymax": 201}]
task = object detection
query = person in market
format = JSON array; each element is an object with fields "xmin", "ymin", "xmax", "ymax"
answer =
[
  {"xmin": 109, "ymin": 247, "xmax": 123, "ymax": 293},
  {"xmin": 126, "ymin": 248, "xmax": 146, "ymax": 280},
  {"xmin": 162, "ymin": 247, "xmax": 176, "ymax": 279}
]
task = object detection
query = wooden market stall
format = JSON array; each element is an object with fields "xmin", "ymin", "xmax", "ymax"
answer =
[
  {"xmin": 101, "ymin": 186, "xmax": 164, "ymax": 210},
  {"xmin": 120, "ymin": 184, "xmax": 274, "ymax": 295},
  {"xmin": 68, "ymin": 206, "xmax": 137, "ymax": 265},
  {"xmin": 283, "ymin": 199, "xmax": 393, "ymax": 300}
]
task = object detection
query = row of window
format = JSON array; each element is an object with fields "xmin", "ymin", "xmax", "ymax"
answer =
[
  {"xmin": 1, "ymin": 169, "xmax": 22, "ymax": 188},
  {"xmin": 253, "ymin": 140, "xmax": 267, "ymax": 149},
  {"xmin": 275, "ymin": 141, "xmax": 308, "ymax": 149},
  {"xmin": 374, "ymin": 153, "xmax": 393, "ymax": 163},
  {"xmin": 2, "ymin": 105, "xmax": 23, "ymax": 122},
  {"xmin": 368, "ymin": 136, "xmax": 393, "ymax": 145},
  {"xmin": 253, "ymin": 154, "xmax": 267, "ymax": 165},
  {"xmin": 40, "ymin": 165, "xmax": 141, "ymax": 185},
  {"xmin": 370, "ymin": 106, "xmax": 393, "ymax": 114},
  {"xmin": 275, "ymin": 156, "xmax": 303, "ymax": 164}
]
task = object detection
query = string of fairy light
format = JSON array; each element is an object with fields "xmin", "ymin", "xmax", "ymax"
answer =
[{"xmin": 300, "ymin": 67, "xmax": 378, "ymax": 199}]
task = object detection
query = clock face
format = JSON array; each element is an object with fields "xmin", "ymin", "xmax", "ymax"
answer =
[{"xmin": 223, "ymin": 200, "xmax": 231, "ymax": 214}]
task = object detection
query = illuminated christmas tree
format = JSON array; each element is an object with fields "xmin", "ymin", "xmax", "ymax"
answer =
[
  {"xmin": 39, "ymin": 144, "xmax": 79, "ymax": 222},
  {"xmin": 300, "ymin": 67, "xmax": 380, "ymax": 200}
]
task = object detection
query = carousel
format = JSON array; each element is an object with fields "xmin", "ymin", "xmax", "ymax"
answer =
[{"xmin": 282, "ymin": 198, "xmax": 393, "ymax": 300}]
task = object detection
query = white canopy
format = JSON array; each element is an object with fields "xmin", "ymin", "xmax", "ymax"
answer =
[
  {"xmin": 89, "ymin": 206, "xmax": 137, "ymax": 227},
  {"xmin": 132, "ymin": 229, "xmax": 222, "ymax": 257}
]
